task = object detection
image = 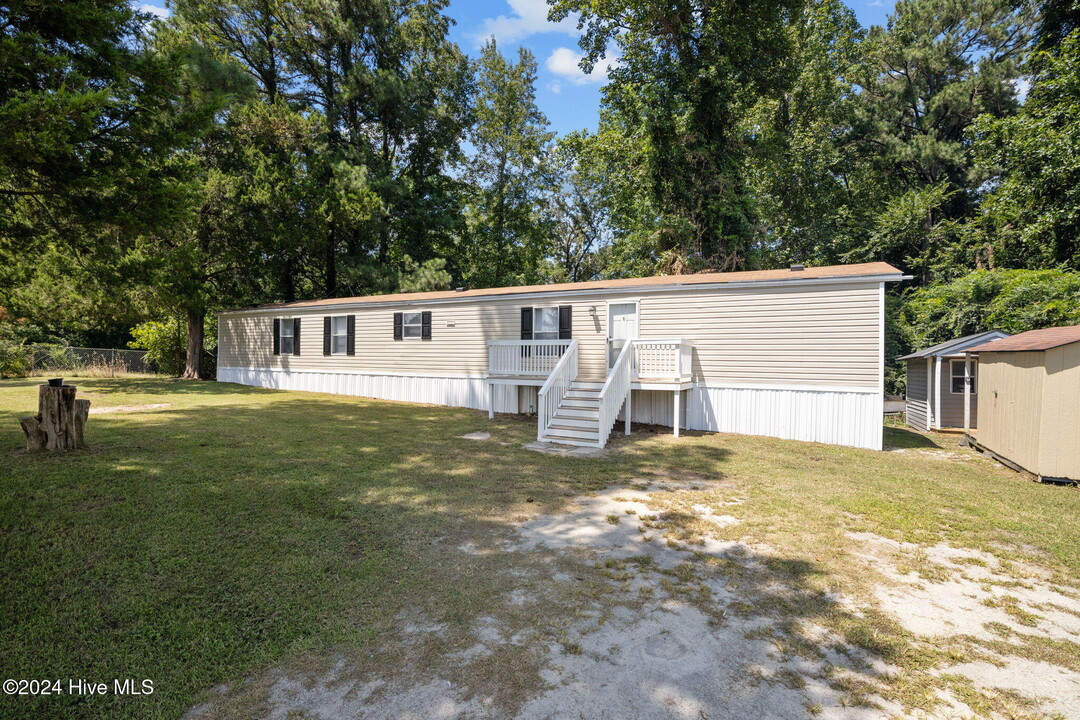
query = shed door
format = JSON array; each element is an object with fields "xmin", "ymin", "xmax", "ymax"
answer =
[{"xmin": 608, "ymin": 303, "xmax": 638, "ymax": 368}]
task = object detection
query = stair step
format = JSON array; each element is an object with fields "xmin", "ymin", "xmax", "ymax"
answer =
[
  {"xmin": 570, "ymin": 381, "xmax": 605, "ymax": 390},
  {"xmin": 544, "ymin": 425, "xmax": 600, "ymax": 440},
  {"xmin": 549, "ymin": 416, "xmax": 598, "ymax": 429},
  {"xmin": 561, "ymin": 397, "xmax": 600, "ymax": 408},
  {"xmin": 556, "ymin": 407, "xmax": 599, "ymax": 419},
  {"xmin": 566, "ymin": 388, "xmax": 602, "ymax": 398},
  {"xmin": 540, "ymin": 436, "xmax": 599, "ymax": 448}
]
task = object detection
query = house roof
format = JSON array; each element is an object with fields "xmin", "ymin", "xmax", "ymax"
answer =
[
  {"xmin": 966, "ymin": 325, "xmax": 1080, "ymax": 353},
  {"xmin": 224, "ymin": 262, "xmax": 904, "ymax": 314},
  {"xmin": 898, "ymin": 330, "xmax": 1011, "ymax": 361}
]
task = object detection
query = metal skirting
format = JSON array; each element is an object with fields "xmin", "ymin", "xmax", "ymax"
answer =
[
  {"xmin": 217, "ymin": 366, "xmax": 519, "ymax": 413},
  {"xmin": 218, "ymin": 367, "xmax": 883, "ymax": 451},
  {"xmin": 624, "ymin": 385, "xmax": 882, "ymax": 450}
]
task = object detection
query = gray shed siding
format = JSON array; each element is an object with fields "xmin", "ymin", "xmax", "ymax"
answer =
[
  {"xmin": 937, "ymin": 358, "xmax": 979, "ymax": 429},
  {"xmin": 905, "ymin": 356, "xmax": 979, "ymax": 430},
  {"xmin": 906, "ymin": 359, "xmax": 929, "ymax": 431}
]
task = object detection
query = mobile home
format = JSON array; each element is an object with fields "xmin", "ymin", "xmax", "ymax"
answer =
[{"xmin": 216, "ymin": 262, "xmax": 905, "ymax": 450}]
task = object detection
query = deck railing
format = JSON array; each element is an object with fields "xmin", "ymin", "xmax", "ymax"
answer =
[
  {"xmin": 632, "ymin": 339, "xmax": 693, "ymax": 380},
  {"xmin": 487, "ymin": 339, "xmax": 572, "ymax": 376},
  {"xmin": 537, "ymin": 340, "xmax": 578, "ymax": 441},
  {"xmin": 597, "ymin": 341, "xmax": 633, "ymax": 447}
]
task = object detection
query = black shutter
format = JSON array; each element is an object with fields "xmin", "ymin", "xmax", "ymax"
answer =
[
  {"xmin": 421, "ymin": 311, "xmax": 432, "ymax": 340},
  {"xmin": 346, "ymin": 315, "xmax": 355, "ymax": 355},
  {"xmin": 323, "ymin": 317, "xmax": 332, "ymax": 355},
  {"xmin": 558, "ymin": 305, "xmax": 572, "ymax": 339},
  {"xmin": 393, "ymin": 312, "xmax": 403, "ymax": 340},
  {"xmin": 292, "ymin": 318, "xmax": 301, "ymax": 355},
  {"xmin": 520, "ymin": 307, "xmax": 533, "ymax": 340},
  {"xmin": 273, "ymin": 319, "xmax": 281, "ymax": 355}
]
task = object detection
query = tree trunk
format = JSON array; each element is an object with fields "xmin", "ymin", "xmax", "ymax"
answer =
[
  {"xmin": 20, "ymin": 384, "xmax": 90, "ymax": 452},
  {"xmin": 181, "ymin": 308, "xmax": 204, "ymax": 380}
]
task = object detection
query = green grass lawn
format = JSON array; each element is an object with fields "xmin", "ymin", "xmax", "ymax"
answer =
[{"xmin": 1, "ymin": 377, "xmax": 1078, "ymax": 719}]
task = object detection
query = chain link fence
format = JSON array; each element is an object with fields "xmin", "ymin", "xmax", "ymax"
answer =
[{"xmin": 0, "ymin": 345, "xmax": 156, "ymax": 378}]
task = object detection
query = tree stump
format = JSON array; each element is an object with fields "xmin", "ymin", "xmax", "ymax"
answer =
[{"xmin": 20, "ymin": 384, "xmax": 91, "ymax": 452}]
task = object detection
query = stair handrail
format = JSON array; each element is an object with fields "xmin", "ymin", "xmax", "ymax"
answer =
[
  {"xmin": 537, "ymin": 339, "xmax": 578, "ymax": 442},
  {"xmin": 596, "ymin": 341, "xmax": 634, "ymax": 447}
]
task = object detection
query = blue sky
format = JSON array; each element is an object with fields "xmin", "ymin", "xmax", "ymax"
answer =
[{"xmin": 136, "ymin": 0, "xmax": 897, "ymax": 135}]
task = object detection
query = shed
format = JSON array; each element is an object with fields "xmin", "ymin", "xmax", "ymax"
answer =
[
  {"xmin": 964, "ymin": 325, "xmax": 1080, "ymax": 484},
  {"xmin": 899, "ymin": 330, "xmax": 1010, "ymax": 431}
]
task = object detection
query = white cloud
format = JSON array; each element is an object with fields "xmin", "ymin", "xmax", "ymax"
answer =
[
  {"xmin": 867, "ymin": 0, "xmax": 885, "ymax": 7},
  {"xmin": 475, "ymin": 0, "xmax": 578, "ymax": 44},
  {"xmin": 545, "ymin": 47, "xmax": 617, "ymax": 85},
  {"xmin": 136, "ymin": 3, "xmax": 170, "ymax": 19}
]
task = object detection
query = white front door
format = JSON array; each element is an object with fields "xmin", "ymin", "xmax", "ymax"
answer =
[{"xmin": 608, "ymin": 303, "xmax": 638, "ymax": 368}]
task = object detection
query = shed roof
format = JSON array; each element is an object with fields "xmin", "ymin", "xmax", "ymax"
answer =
[
  {"xmin": 967, "ymin": 325, "xmax": 1080, "ymax": 353},
  {"xmin": 898, "ymin": 330, "xmax": 1011, "ymax": 361},
  {"xmin": 224, "ymin": 262, "xmax": 904, "ymax": 314}
]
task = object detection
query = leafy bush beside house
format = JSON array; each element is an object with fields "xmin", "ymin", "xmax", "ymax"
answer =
[{"xmin": 129, "ymin": 317, "xmax": 217, "ymax": 377}]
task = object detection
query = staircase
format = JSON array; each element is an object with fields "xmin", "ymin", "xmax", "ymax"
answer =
[
  {"xmin": 540, "ymin": 381, "xmax": 604, "ymax": 446},
  {"xmin": 536, "ymin": 339, "xmax": 633, "ymax": 449}
]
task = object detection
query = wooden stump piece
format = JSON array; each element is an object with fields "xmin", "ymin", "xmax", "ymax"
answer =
[
  {"xmin": 20, "ymin": 384, "xmax": 91, "ymax": 452},
  {"xmin": 20, "ymin": 417, "xmax": 46, "ymax": 452}
]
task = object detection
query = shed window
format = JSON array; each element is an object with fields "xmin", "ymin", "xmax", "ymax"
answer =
[
  {"xmin": 532, "ymin": 307, "xmax": 559, "ymax": 340},
  {"xmin": 403, "ymin": 312, "xmax": 423, "ymax": 338},
  {"xmin": 279, "ymin": 319, "xmax": 295, "ymax": 355},
  {"xmin": 332, "ymin": 316, "xmax": 348, "ymax": 354},
  {"xmin": 950, "ymin": 359, "xmax": 975, "ymax": 394}
]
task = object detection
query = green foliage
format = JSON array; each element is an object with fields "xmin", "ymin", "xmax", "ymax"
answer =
[
  {"xmin": 972, "ymin": 30, "xmax": 1080, "ymax": 268},
  {"xmin": 898, "ymin": 269, "xmax": 1080, "ymax": 351},
  {"xmin": 744, "ymin": 0, "xmax": 866, "ymax": 265},
  {"xmin": 551, "ymin": 0, "xmax": 803, "ymax": 271},
  {"xmin": 0, "ymin": 344, "xmax": 31, "ymax": 378},
  {"xmin": 129, "ymin": 317, "xmax": 218, "ymax": 377},
  {"xmin": 460, "ymin": 39, "xmax": 555, "ymax": 289}
]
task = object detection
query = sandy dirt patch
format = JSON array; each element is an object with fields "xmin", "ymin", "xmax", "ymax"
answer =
[{"xmin": 188, "ymin": 484, "xmax": 1080, "ymax": 720}]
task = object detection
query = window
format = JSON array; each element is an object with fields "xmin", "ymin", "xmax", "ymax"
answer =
[
  {"xmin": 332, "ymin": 316, "xmax": 348, "ymax": 354},
  {"xmin": 532, "ymin": 307, "xmax": 559, "ymax": 340},
  {"xmin": 403, "ymin": 312, "xmax": 423, "ymax": 338},
  {"xmin": 950, "ymin": 359, "xmax": 975, "ymax": 394},
  {"xmin": 279, "ymin": 319, "xmax": 295, "ymax": 355}
]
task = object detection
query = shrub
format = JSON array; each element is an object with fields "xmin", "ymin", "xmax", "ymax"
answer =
[
  {"xmin": 129, "ymin": 318, "xmax": 186, "ymax": 376},
  {"xmin": 0, "ymin": 344, "xmax": 31, "ymax": 378}
]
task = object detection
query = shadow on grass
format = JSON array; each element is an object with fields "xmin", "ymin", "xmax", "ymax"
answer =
[{"xmin": 884, "ymin": 425, "xmax": 946, "ymax": 449}]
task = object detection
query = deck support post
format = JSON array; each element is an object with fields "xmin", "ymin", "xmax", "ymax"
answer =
[
  {"xmin": 624, "ymin": 389, "xmax": 631, "ymax": 436},
  {"xmin": 487, "ymin": 383, "xmax": 494, "ymax": 419},
  {"xmin": 673, "ymin": 390, "xmax": 681, "ymax": 439}
]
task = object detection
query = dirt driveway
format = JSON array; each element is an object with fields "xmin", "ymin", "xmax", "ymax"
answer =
[{"xmin": 188, "ymin": 475, "xmax": 1080, "ymax": 720}]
